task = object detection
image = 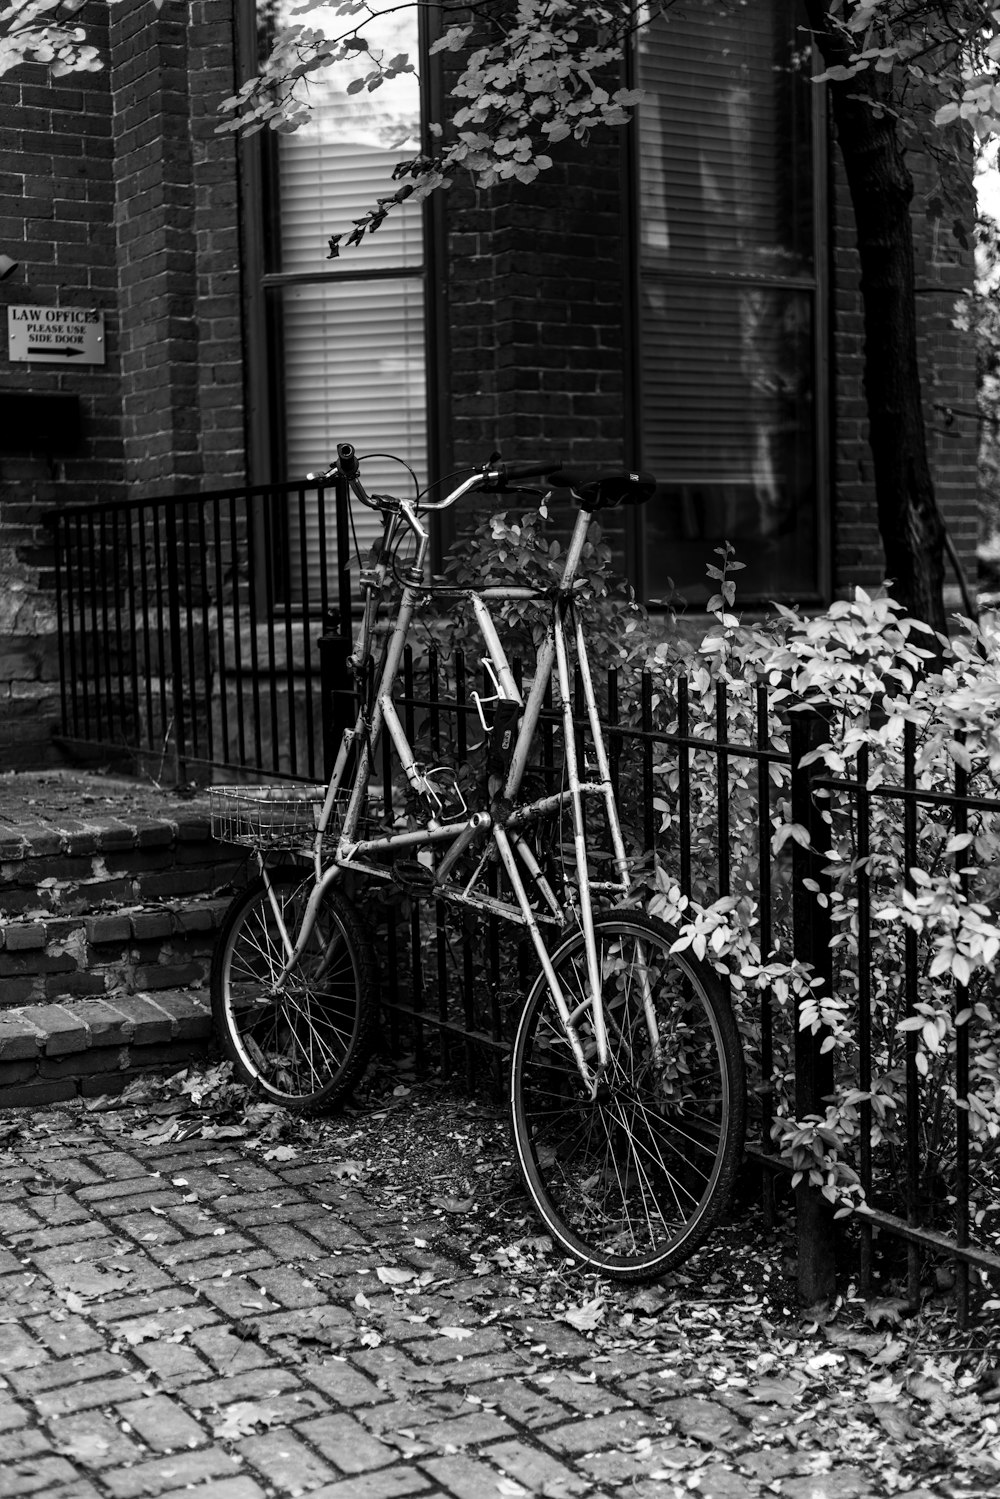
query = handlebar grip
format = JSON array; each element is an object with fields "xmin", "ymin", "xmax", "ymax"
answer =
[
  {"xmin": 337, "ymin": 442, "xmax": 359, "ymax": 480},
  {"xmin": 490, "ymin": 460, "xmax": 561, "ymax": 485}
]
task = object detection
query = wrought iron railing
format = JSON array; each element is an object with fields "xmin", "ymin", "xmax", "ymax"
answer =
[
  {"xmin": 383, "ymin": 651, "xmax": 1000, "ymax": 1323},
  {"xmin": 48, "ymin": 480, "xmax": 355, "ymax": 783}
]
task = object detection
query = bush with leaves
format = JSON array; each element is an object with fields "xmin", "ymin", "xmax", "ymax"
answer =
[{"xmin": 630, "ymin": 566, "xmax": 1000, "ymax": 1268}]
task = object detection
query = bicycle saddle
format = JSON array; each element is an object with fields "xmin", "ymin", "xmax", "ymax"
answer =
[{"xmin": 547, "ymin": 468, "xmax": 657, "ymax": 513}]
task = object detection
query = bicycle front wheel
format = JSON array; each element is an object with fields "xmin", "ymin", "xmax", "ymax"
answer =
[
  {"xmin": 510, "ymin": 911, "xmax": 746, "ymax": 1279},
  {"xmin": 211, "ymin": 872, "xmax": 378, "ymax": 1110}
]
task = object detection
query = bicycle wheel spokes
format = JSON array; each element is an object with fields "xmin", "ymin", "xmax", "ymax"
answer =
[
  {"xmin": 212, "ymin": 874, "xmax": 378, "ymax": 1109},
  {"xmin": 511, "ymin": 912, "xmax": 746, "ymax": 1278}
]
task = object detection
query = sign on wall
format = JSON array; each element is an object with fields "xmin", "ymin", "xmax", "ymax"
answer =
[{"xmin": 7, "ymin": 306, "xmax": 105, "ymax": 365}]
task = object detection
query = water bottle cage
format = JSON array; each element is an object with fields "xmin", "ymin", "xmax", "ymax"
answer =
[{"xmin": 418, "ymin": 765, "xmax": 468, "ymax": 823}]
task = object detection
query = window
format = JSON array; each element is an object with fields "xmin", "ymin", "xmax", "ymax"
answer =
[
  {"xmin": 247, "ymin": 1, "xmax": 429, "ymax": 592},
  {"xmin": 634, "ymin": 0, "xmax": 825, "ymax": 604}
]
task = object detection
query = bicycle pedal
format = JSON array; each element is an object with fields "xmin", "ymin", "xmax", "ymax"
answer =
[{"xmin": 391, "ymin": 860, "xmax": 437, "ymax": 897}]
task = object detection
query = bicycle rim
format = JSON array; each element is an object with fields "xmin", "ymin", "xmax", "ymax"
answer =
[
  {"xmin": 510, "ymin": 911, "xmax": 746, "ymax": 1278},
  {"xmin": 211, "ymin": 873, "xmax": 377, "ymax": 1109}
]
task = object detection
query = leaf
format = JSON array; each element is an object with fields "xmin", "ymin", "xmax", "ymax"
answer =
[
  {"xmin": 772, "ymin": 821, "xmax": 811, "ymax": 854},
  {"xmin": 122, "ymin": 1318, "xmax": 164, "ymax": 1347},
  {"xmin": 871, "ymin": 1337, "xmax": 907, "ymax": 1366},
  {"xmin": 211, "ymin": 1402, "xmax": 279, "ymax": 1441},
  {"xmin": 430, "ymin": 1194, "xmax": 475, "ymax": 1214},
  {"xmin": 873, "ymin": 1403, "xmax": 918, "ymax": 1440},
  {"xmin": 628, "ymin": 1285, "xmax": 672, "ymax": 1316},
  {"xmin": 558, "ymin": 1298, "xmax": 605, "ymax": 1332},
  {"xmin": 438, "ymin": 1325, "xmax": 474, "ymax": 1340},
  {"xmin": 747, "ymin": 1377, "xmax": 807, "ymax": 1407},
  {"xmin": 262, "ymin": 1145, "xmax": 297, "ymax": 1162},
  {"xmin": 376, "ymin": 1266, "xmax": 416, "ymax": 1286},
  {"xmin": 906, "ymin": 1371, "xmax": 950, "ymax": 1403},
  {"xmin": 864, "ymin": 1297, "xmax": 910, "ymax": 1328},
  {"xmin": 332, "ymin": 1159, "xmax": 364, "ymax": 1180},
  {"xmin": 866, "ymin": 1376, "xmax": 903, "ymax": 1405},
  {"xmin": 806, "ymin": 1350, "xmax": 843, "ymax": 1370}
]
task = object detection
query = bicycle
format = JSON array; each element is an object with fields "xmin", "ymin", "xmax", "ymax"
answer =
[{"xmin": 209, "ymin": 444, "xmax": 747, "ymax": 1279}]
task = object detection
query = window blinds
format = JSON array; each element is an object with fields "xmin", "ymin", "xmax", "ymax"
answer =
[
  {"xmin": 271, "ymin": 2, "xmax": 427, "ymax": 597},
  {"xmin": 636, "ymin": 0, "xmax": 818, "ymax": 601},
  {"xmin": 637, "ymin": 1, "xmax": 813, "ymax": 278}
]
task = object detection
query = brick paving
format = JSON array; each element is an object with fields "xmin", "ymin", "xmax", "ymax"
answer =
[{"xmin": 0, "ymin": 1097, "xmax": 975, "ymax": 1499}]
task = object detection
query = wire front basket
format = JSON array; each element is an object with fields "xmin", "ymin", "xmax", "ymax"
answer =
[
  {"xmin": 210, "ymin": 784, "xmax": 389, "ymax": 850},
  {"xmin": 210, "ymin": 784, "xmax": 326, "ymax": 849}
]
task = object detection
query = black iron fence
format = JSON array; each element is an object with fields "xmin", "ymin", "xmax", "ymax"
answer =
[
  {"xmin": 382, "ymin": 648, "xmax": 1000, "ymax": 1321},
  {"xmin": 48, "ymin": 480, "xmax": 355, "ymax": 783},
  {"xmin": 49, "ymin": 488, "xmax": 1000, "ymax": 1318}
]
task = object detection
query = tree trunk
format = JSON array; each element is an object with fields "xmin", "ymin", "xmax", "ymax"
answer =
[{"xmin": 805, "ymin": 5, "xmax": 948, "ymax": 638}]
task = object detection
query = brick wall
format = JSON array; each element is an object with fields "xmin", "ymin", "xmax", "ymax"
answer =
[
  {"xmin": 444, "ymin": 130, "xmax": 630, "ymax": 567},
  {"xmin": 188, "ymin": 1, "xmax": 246, "ymax": 486},
  {"xmin": 0, "ymin": 1, "xmax": 120, "ymax": 767},
  {"xmin": 108, "ymin": 0, "xmax": 245, "ymax": 495},
  {"xmin": 0, "ymin": 0, "xmax": 246, "ymax": 769},
  {"xmin": 446, "ymin": 135, "xmax": 627, "ymax": 476},
  {"xmin": 918, "ymin": 201, "xmax": 980, "ymax": 609}
]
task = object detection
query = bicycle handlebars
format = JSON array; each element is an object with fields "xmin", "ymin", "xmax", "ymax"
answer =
[
  {"xmin": 326, "ymin": 445, "xmax": 561, "ymax": 517},
  {"xmin": 317, "ymin": 446, "xmax": 655, "ymax": 522}
]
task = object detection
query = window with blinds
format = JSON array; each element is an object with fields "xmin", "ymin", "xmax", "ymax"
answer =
[
  {"xmin": 635, "ymin": 0, "xmax": 822, "ymax": 604},
  {"xmin": 263, "ymin": 2, "xmax": 428, "ymax": 597}
]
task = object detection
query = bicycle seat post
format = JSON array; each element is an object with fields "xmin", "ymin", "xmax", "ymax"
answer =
[{"xmin": 557, "ymin": 506, "xmax": 595, "ymax": 592}]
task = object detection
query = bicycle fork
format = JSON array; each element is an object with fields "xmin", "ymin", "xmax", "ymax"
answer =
[{"xmin": 256, "ymin": 857, "xmax": 344, "ymax": 995}]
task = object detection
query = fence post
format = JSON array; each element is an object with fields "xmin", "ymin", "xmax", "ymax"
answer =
[
  {"xmin": 790, "ymin": 705, "xmax": 837, "ymax": 1307},
  {"xmin": 319, "ymin": 608, "xmax": 353, "ymax": 782},
  {"xmin": 164, "ymin": 510, "xmax": 188, "ymax": 784}
]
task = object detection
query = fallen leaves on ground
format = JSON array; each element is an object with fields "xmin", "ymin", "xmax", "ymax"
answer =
[
  {"xmin": 7, "ymin": 1059, "xmax": 1000, "ymax": 1498},
  {"xmin": 211, "ymin": 1402, "xmax": 281, "ymax": 1441}
]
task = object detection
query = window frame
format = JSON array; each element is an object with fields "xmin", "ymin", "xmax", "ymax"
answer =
[
  {"xmin": 624, "ymin": 4, "xmax": 831, "ymax": 610},
  {"xmin": 235, "ymin": 1, "xmax": 442, "ymax": 522}
]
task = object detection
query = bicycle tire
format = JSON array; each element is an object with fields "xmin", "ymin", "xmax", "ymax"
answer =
[
  {"xmin": 211, "ymin": 871, "xmax": 378, "ymax": 1110},
  {"xmin": 510, "ymin": 909, "xmax": 746, "ymax": 1279}
]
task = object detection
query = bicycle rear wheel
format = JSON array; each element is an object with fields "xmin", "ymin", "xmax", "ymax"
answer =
[
  {"xmin": 211, "ymin": 871, "xmax": 378, "ymax": 1110},
  {"xmin": 510, "ymin": 910, "xmax": 746, "ymax": 1279}
]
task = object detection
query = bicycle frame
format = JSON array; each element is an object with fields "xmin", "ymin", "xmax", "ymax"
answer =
[{"xmin": 255, "ymin": 482, "xmax": 650, "ymax": 1097}]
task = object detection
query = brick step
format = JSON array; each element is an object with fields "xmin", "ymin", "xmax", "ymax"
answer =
[
  {"xmin": 0, "ymin": 893, "xmax": 236, "ymax": 1008},
  {"xmin": 0, "ymin": 804, "xmax": 245, "ymax": 920},
  {"xmin": 0, "ymin": 774, "xmax": 265, "ymax": 1106},
  {"xmin": 0, "ymin": 987, "xmax": 215, "ymax": 1109}
]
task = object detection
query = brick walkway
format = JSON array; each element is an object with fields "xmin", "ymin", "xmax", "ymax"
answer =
[{"xmin": 0, "ymin": 1097, "xmax": 966, "ymax": 1499}]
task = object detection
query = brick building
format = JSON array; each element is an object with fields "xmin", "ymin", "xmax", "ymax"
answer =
[{"xmin": 0, "ymin": 0, "xmax": 980, "ymax": 774}]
